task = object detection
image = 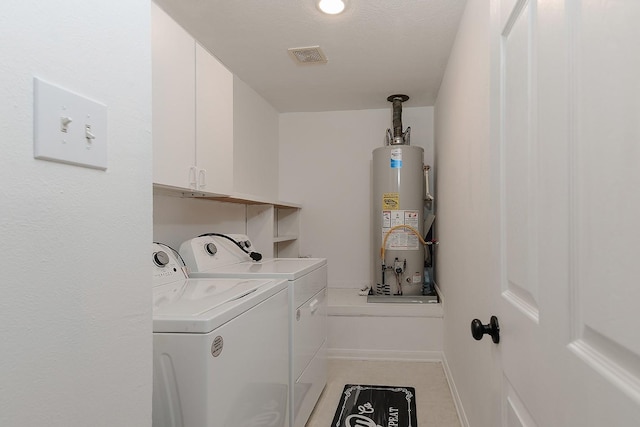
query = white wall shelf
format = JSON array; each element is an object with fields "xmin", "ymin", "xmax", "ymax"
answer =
[
  {"xmin": 152, "ymin": 184, "xmax": 300, "ymax": 209},
  {"xmin": 273, "ymin": 235, "xmax": 298, "ymax": 243},
  {"xmin": 246, "ymin": 204, "xmax": 301, "ymax": 258},
  {"xmin": 152, "ymin": 183, "xmax": 228, "ymax": 199},
  {"xmin": 206, "ymin": 194, "xmax": 301, "ymax": 209},
  {"xmin": 273, "ymin": 207, "xmax": 300, "ymax": 257},
  {"xmin": 154, "ymin": 185, "xmax": 302, "ymax": 258}
]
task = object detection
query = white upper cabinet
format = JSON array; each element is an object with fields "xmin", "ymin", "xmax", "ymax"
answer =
[
  {"xmin": 152, "ymin": 2, "xmax": 195, "ymax": 189},
  {"xmin": 152, "ymin": 3, "xmax": 233, "ymax": 195},
  {"xmin": 195, "ymin": 43, "xmax": 233, "ymax": 194}
]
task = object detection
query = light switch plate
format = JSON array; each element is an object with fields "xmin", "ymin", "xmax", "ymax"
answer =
[{"xmin": 34, "ymin": 78, "xmax": 107, "ymax": 170}]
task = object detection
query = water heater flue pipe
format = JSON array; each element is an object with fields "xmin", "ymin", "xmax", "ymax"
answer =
[{"xmin": 386, "ymin": 94, "xmax": 410, "ymax": 145}]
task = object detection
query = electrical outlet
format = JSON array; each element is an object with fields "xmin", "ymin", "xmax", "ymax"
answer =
[{"xmin": 34, "ymin": 78, "xmax": 107, "ymax": 170}]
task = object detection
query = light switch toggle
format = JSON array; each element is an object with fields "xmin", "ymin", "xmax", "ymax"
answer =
[
  {"xmin": 85, "ymin": 124, "xmax": 96, "ymax": 141},
  {"xmin": 60, "ymin": 116, "xmax": 73, "ymax": 133},
  {"xmin": 34, "ymin": 77, "xmax": 107, "ymax": 170}
]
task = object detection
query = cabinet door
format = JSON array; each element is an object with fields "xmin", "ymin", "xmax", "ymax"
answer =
[
  {"xmin": 152, "ymin": 3, "xmax": 196, "ymax": 189},
  {"xmin": 195, "ymin": 43, "xmax": 233, "ymax": 194}
]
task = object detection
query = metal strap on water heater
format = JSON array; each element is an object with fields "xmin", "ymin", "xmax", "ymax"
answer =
[{"xmin": 424, "ymin": 165, "xmax": 434, "ymax": 201}]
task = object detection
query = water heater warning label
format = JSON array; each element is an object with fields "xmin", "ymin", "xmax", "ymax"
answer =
[
  {"xmin": 405, "ymin": 210, "xmax": 419, "ymax": 228},
  {"xmin": 390, "ymin": 148, "xmax": 403, "ymax": 168},
  {"xmin": 382, "ymin": 193, "xmax": 399, "ymax": 210},
  {"xmin": 382, "ymin": 210, "xmax": 420, "ymax": 250}
]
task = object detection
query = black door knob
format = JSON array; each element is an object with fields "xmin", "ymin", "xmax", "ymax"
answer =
[{"xmin": 471, "ymin": 316, "xmax": 500, "ymax": 343}]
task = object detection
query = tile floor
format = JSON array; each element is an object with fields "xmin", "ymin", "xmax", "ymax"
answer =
[{"xmin": 306, "ymin": 359, "xmax": 461, "ymax": 427}]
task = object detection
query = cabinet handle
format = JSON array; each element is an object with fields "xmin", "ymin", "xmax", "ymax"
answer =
[
  {"xmin": 198, "ymin": 168, "xmax": 207, "ymax": 189},
  {"xmin": 188, "ymin": 166, "xmax": 198, "ymax": 190}
]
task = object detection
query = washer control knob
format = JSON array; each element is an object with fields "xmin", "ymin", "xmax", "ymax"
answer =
[
  {"xmin": 242, "ymin": 240, "xmax": 252, "ymax": 249},
  {"xmin": 205, "ymin": 242, "xmax": 218, "ymax": 256},
  {"xmin": 153, "ymin": 251, "xmax": 170, "ymax": 267}
]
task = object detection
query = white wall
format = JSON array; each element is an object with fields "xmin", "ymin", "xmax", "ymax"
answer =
[
  {"xmin": 234, "ymin": 76, "xmax": 280, "ymax": 199},
  {"xmin": 0, "ymin": 1, "xmax": 152, "ymax": 426},
  {"xmin": 279, "ymin": 107, "xmax": 433, "ymax": 288},
  {"xmin": 434, "ymin": 1, "xmax": 500, "ymax": 426},
  {"xmin": 153, "ymin": 194, "xmax": 246, "ymax": 250}
]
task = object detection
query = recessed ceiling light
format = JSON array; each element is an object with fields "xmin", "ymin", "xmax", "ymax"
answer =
[{"xmin": 318, "ymin": 0, "xmax": 346, "ymax": 15}]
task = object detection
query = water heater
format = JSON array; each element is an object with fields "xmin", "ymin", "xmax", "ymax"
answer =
[{"xmin": 372, "ymin": 95, "xmax": 426, "ymax": 296}]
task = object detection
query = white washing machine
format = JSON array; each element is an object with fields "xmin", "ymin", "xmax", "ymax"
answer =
[
  {"xmin": 151, "ymin": 243, "xmax": 290, "ymax": 427},
  {"xmin": 179, "ymin": 234, "xmax": 327, "ymax": 427}
]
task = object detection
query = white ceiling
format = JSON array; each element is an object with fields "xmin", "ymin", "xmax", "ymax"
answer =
[{"xmin": 153, "ymin": 0, "xmax": 468, "ymax": 113}]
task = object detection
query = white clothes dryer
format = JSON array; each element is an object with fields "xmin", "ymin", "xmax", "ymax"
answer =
[
  {"xmin": 151, "ymin": 243, "xmax": 290, "ymax": 427},
  {"xmin": 179, "ymin": 234, "xmax": 328, "ymax": 427}
]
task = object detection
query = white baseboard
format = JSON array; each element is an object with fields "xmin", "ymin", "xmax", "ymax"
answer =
[
  {"xmin": 328, "ymin": 348, "xmax": 443, "ymax": 362},
  {"xmin": 441, "ymin": 353, "xmax": 470, "ymax": 427}
]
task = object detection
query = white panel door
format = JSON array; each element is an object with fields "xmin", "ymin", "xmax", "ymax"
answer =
[{"xmin": 490, "ymin": 0, "xmax": 640, "ymax": 425}]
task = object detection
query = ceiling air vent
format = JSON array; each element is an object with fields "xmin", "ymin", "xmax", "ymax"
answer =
[{"xmin": 288, "ymin": 46, "xmax": 328, "ymax": 64}]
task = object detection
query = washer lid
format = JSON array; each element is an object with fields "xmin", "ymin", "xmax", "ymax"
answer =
[
  {"xmin": 152, "ymin": 277, "xmax": 287, "ymax": 333},
  {"xmin": 189, "ymin": 257, "xmax": 327, "ymax": 280}
]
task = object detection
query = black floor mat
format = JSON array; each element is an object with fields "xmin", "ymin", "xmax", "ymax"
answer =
[{"xmin": 331, "ymin": 384, "xmax": 417, "ymax": 427}]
